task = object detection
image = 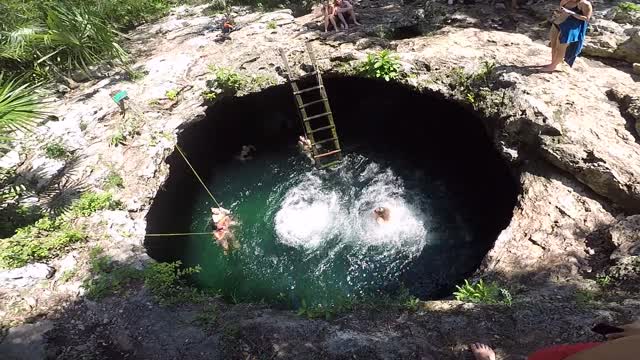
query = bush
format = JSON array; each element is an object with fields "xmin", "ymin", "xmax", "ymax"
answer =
[
  {"xmin": 0, "ymin": 217, "xmax": 86, "ymax": 268},
  {"xmin": 83, "ymin": 246, "xmax": 143, "ymax": 299},
  {"xmin": 202, "ymin": 66, "xmax": 246, "ymax": 101},
  {"xmin": 69, "ymin": 192, "xmax": 122, "ymax": 216},
  {"xmin": 356, "ymin": 50, "xmax": 403, "ymax": 81},
  {"xmin": 618, "ymin": 2, "xmax": 640, "ymax": 13},
  {"xmin": 104, "ymin": 171, "xmax": 124, "ymax": 189},
  {"xmin": 144, "ymin": 261, "xmax": 203, "ymax": 305},
  {"xmin": 44, "ymin": 142, "xmax": 69, "ymax": 160},
  {"xmin": 0, "ymin": 74, "xmax": 44, "ymax": 158},
  {"xmin": 453, "ymin": 279, "xmax": 512, "ymax": 306}
]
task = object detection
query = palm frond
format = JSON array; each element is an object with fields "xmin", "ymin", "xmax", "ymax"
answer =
[{"xmin": 0, "ymin": 73, "xmax": 46, "ymax": 157}]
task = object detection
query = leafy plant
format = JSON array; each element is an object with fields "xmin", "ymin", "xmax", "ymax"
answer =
[
  {"xmin": 618, "ymin": 2, "xmax": 640, "ymax": 13},
  {"xmin": 0, "ymin": 74, "xmax": 45, "ymax": 157},
  {"xmin": 454, "ymin": 279, "xmax": 512, "ymax": 306},
  {"xmin": 596, "ymin": 274, "xmax": 612, "ymax": 287},
  {"xmin": 0, "ymin": 217, "xmax": 86, "ymax": 268},
  {"xmin": 202, "ymin": 66, "xmax": 246, "ymax": 101},
  {"xmin": 356, "ymin": 50, "xmax": 403, "ymax": 81},
  {"xmin": 68, "ymin": 192, "xmax": 122, "ymax": 217},
  {"xmin": 82, "ymin": 246, "xmax": 143, "ymax": 299},
  {"xmin": 110, "ymin": 131, "xmax": 126, "ymax": 146},
  {"xmin": 44, "ymin": 141, "xmax": 69, "ymax": 160},
  {"xmin": 144, "ymin": 261, "xmax": 203, "ymax": 305},
  {"xmin": 104, "ymin": 171, "xmax": 124, "ymax": 189},
  {"xmin": 59, "ymin": 267, "xmax": 77, "ymax": 283},
  {"xmin": 448, "ymin": 60, "xmax": 496, "ymax": 109},
  {"xmin": 266, "ymin": 20, "xmax": 277, "ymax": 29},
  {"xmin": 165, "ymin": 88, "xmax": 178, "ymax": 101}
]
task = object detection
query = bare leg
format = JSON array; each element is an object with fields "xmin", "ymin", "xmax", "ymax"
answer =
[
  {"xmin": 347, "ymin": 9, "xmax": 361, "ymax": 25},
  {"xmin": 547, "ymin": 25, "xmax": 559, "ymax": 66},
  {"xmin": 324, "ymin": 14, "xmax": 329, "ymax": 32},
  {"xmin": 336, "ymin": 12, "xmax": 348, "ymax": 29},
  {"xmin": 544, "ymin": 42, "xmax": 568, "ymax": 72},
  {"xmin": 329, "ymin": 15, "xmax": 339, "ymax": 32},
  {"xmin": 470, "ymin": 343, "xmax": 496, "ymax": 360}
]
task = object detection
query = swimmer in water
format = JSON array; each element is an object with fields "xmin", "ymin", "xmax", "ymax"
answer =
[
  {"xmin": 298, "ymin": 135, "xmax": 315, "ymax": 163},
  {"xmin": 373, "ymin": 207, "xmax": 391, "ymax": 225},
  {"xmin": 210, "ymin": 207, "xmax": 237, "ymax": 254},
  {"xmin": 237, "ymin": 145, "xmax": 256, "ymax": 162}
]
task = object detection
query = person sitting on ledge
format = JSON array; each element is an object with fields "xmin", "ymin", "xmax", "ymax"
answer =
[
  {"xmin": 333, "ymin": 0, "xmax": 361, "ymax": 30},
  {"xmin": 211, "ymin": 207, "xmax": 236, "ymax": 254},
  {"xmin": 374, "ymin": 207, "xmax": 391, "ymax": 225}
]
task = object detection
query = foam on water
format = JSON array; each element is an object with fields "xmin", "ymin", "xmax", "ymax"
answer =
[{"xmin": 273, "ymin": 154, "xmax": 428, "ymax": 259}]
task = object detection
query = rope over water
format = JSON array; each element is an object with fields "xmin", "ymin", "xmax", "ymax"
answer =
[
  {"xmin": 145, "ymin": 232, "xmax": 213, "ymax": 237},
  {"xmin": 175, "ymin": 144, "xmax": 222, "ymax": 208}
]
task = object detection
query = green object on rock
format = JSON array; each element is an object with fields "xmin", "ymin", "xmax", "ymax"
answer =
[{"xmin": 112, "ymin": 90, "xmax": 128, "ymax": 104}]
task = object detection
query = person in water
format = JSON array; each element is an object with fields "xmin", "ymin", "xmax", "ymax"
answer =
[
  {"xmin": 544, "ymin": 0, "xmax": 592, "ymax": 72},
  {"xmin": 237, "ymin": 144, "xmax": 256, "ymax": 162},
  {"xmin": 298, "ymin": 135, "xmax": 315, "ymax": 163},
  {"xmin": 210, "ymin": 207, "xmax": 237, "ymax": 254},
  {"xmin": 374, "ymin": 207, "xmax": 391, "ymax": 225}
]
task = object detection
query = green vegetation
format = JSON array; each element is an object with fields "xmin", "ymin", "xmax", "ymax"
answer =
[
  {"xmin": 0, "ymin": 191, "xmax": 121, "ymax": 268},
  {"xmin": 448, "ymin": 60, "xmax": 496, "ymax": 108},
  {"xmin": 453, "ymin": 279, "xmax": 512, "ymax": 306},
  {"xmin": 0, "ymin": 217, "xmax": 85, "ymax": 268},
  {"xmin": 165, "ymin": 88, "xmax": 178, "ymax": 101},
  {"xmin": 83, "ymin": 246, "xmax": 143, "ymax": 299},
  {"xmin": 44, "ymin": 141, "xmax": 69, "ymax": 160},
  {"xmin": 0, "ymin": 74, "xmax": 45, "ymax": 157},
  {"xmin": 59, "ymin": 267, "xmax": 77, "ymax": 283},
  {"xmin": 68, "ymin": 192, "xmax": 122, "ymax": 216},
  {"xmin": 575, "ymin": 289, "xmax": 598, "ymax": 307},
  {"xmin": 110, "ymin": 114, "xmax": 143, "ymax": 147},
  {"xmin": 596, "ymin": 274, "xmax": 612, "ymax": 287},
  {"xmin": 266, "ymin": 21, "xmax": 277, "ymax": 29},
  {"xmin": 618, "ymin": 2, "xmax": 640, "ymax": 13},
  {"xmin": 356, "ymin": 50, "xmax": 403, "ymax": 81},
  {"xmin": 104, "ymin": 171, "xmax": 124, "ymax": 189},
  {"xmin": 202, "ymin": 66, "xmax": 277, "ymax": 102},
  {"xmin": 193, "ymin": 304, "xmax": 220, "ymax": 329},
  {"xmin": 144, "ymin": 261, "xmax": 203, "ymax": 305}
]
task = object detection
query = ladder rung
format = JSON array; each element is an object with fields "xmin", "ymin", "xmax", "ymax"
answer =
[
  {"xmin": 304, "ymin": 112, "xmax": 332, "ymax": 122},
  {"xmin": 299, "ymin": 99, "xmax": 325, "ymax": 108},
  {"xmin": 301, "ymin": 71, "xmax": 318, "ymax": 77},
  {"xmin": 294, "ymin": 85, "xmax": 323, "ymax": 95},
  {"xmin": 310, "ymin": 125, "xmax": 335, "ymax": 133},
  {"xmin": 314, "ymin": 150, "xmax": 341, "ymax": 159},
  {"xmin": 320, "ymin": 160, "xmax": 342, "ymax": 169},
  {"xmin": 314, "ymin": 137, "xmax": 338, "ymax": 146}
]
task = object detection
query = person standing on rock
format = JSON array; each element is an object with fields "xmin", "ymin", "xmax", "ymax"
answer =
[{"xmin": 544, "ymin": 0, "xmax": 592, "ymax": 72}]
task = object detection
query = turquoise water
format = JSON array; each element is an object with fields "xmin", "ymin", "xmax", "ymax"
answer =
[{"xmin": 182, "ymin": 146, "xmax": 469, "ymax": 308}]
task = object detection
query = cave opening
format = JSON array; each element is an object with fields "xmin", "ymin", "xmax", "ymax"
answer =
[{"xmin": 145, "ymin": 76, "xmax": 519, "ymax": 307}]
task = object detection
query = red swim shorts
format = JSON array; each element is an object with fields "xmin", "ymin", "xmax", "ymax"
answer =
[{"xmin": 528, "ymin": 343, "xmax": 601, "ymax": 360}]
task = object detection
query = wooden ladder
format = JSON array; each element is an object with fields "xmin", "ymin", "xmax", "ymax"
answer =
[{"xmin": 279, "ymin": 43, "xmax": 342, "ymax": 169}]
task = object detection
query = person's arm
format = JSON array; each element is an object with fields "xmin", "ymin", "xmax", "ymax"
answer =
[{"xmin": 570, "ymin": 1, "xmax": 592, "ymax": 22}]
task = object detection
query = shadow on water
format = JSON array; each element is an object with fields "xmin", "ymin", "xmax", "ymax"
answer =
[{"xmin": 144, "ymin": 76, "xmax": 519, "ymax": 302}]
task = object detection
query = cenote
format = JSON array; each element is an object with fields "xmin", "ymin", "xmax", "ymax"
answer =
[{"xmin": 145, "ymin": 77, "xmax": 519, "ymax": 308}]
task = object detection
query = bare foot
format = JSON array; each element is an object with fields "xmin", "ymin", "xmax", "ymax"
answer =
[
  {"xmin": 470, "ymin": 343, "xmax": 496, "ymax": 360},
  {"xmin": 354, "ymin": 21, "xmax": 362, "ymax": 26},
  {"xmin": 542, "ymin": 65, "xmax": 557, "ymax": 72}
]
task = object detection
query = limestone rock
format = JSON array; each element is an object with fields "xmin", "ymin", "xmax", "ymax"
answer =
[
  {"xmin": 583, "ymin": 20, "xmax": 640, "ymax": 64},
  {"xmin": 0, "ymin": 320, "xmax": 54, "ymax": 360},
  {"xmin": 0, "ymin": 263, "xmax": 55, "ymax": 289},
  {"xmin": 609, "ymin": 215, "xmax": 640, "ymax": 260},
  {"xmin": 634, "ymin": 62, "xmax": 640, "ymax": 74}
]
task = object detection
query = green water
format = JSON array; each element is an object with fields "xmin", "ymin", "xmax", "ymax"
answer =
[{"xmin": 182, "ymin": 147, "xmax": 467, "ymax": 308}]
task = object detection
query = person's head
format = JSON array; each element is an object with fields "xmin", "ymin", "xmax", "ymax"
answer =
[
  {"xmin": 334, "ymin": 0, "xmax": 342, "ymax": 5},
  {"xmin": 211, "ymin": 207, "xmax": 221, "ymax": 215},
  {"xmin": 374, "ymin": 207, "xmax": 390, "ymax": 221}
]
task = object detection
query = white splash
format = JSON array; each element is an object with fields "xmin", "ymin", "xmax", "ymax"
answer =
[{"xmin": 273, "ymin": 155, "xmax": 428, "ymax": 259}]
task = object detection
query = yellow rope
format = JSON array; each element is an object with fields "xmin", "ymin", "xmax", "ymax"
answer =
[
  {"xmin": 175, "ymin": 144, "xmax": 222, "ymax": 208},
  {"xmin": 145, "ymin": 232, "xmax": 214, "ymax": 237}
]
